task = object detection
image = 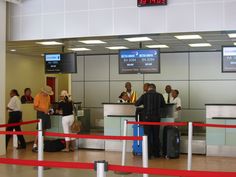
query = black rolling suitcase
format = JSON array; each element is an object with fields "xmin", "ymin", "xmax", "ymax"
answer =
[{"xmin": 162, "ymin": 126, "xmax": 180, "ymax": 159}]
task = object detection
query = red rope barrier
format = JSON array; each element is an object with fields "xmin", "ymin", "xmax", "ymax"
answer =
[
  {"xmin": 193, "ymin": 123, "xmax": 236, "ymax": 129},
  {"xmin": 45, "ymin": 132, "xmax": 143, "ymax": 141},
  {"xmin": 0, "ymin": 158, "xmax": 94, "ymax": 170},
  {"xmin": 127, "ymin": 121, "xmax": 187, "ymax": 126},
  {"xmin": 0, "ymin": 158, "xmax": 236, "ymax": 177},
  {"xmin": 0, "ymin": 120, "xmax": 39, "ymax": 128},
  {"xmin": 109, "ymin": 164, "xmax": 236, "ymax": 177},
  {"xmin": 0, "ymin": 131, "xmax": 37, "ymax": 136}
]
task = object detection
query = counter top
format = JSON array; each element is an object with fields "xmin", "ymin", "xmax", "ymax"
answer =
[
  {"xmin": 205, "ymin": 104, "xmax": 236, "ymax": 106},
  {"xmin": 102, "ymin": 103, "xmax": 134, "ymax": 105}
]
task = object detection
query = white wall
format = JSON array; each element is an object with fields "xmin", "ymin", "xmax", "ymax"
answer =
[
  {"xmin": 0, "ymin": 0, "xmax": 6, "ymax": 155},
  {"xmin": 8, "ymin": 0, "xmax": 236, "ymax": 40},
  {"xmin": 71, "ymin": 52, "xmax": 236, "ymax": 127}
]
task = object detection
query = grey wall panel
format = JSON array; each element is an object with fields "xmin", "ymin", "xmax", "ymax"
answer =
[
  {"xmin": 85, "ymin": 82, "xmax": 109, "ymax": 107},
  {"xmin": 85, "ymin": 55, "xmax": 109, "ymax": 81},
  {"xmin": 110, "ymin": 55, "xmax": 143, "ymax": 81},
  {"xmin": 71, "ymin": 56, "xmax": 84, "ymax": 81},
  {"xmin": 181, "ymin": 110, "xmax": 206, "ymax": 122},
  {"xmin": 110, "ymin": 81, "xmax": 144, "ymax": 103},
  {"xmin": 147, "ymin": 81, "xmax": 189, "ymax": 109},
  {"xmin": 89, "ymin": 108, "xmax": 104, "ymax": 128},
  {"xmin": 145, "ymin": 53, "xmax": 189, "ymax": 80},
  {"xmin": 71, "ymin": 82, "xmax": 84, "ymax": 104},
  {"xmin": 190, "ymin": 52, "xmax": 236, "ymax": 80},
  {"xmin": 190, "ymin": 81, "xmax": 236, "ymax": 109}
]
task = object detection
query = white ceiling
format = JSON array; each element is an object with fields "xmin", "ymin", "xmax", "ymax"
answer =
[{"xmin": 7, "ymin": 31, "xmax": 236, "ymax": 57}]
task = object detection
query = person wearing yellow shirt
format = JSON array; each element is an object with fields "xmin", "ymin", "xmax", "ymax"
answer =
[{"xmin": 125, "ymin": 82, "xmax": 137, "ymax": 103}]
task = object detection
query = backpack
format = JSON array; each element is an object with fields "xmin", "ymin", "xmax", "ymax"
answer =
[{"xmin": 44, "ymin": 139, "xmax": 66, "ymax": 152}]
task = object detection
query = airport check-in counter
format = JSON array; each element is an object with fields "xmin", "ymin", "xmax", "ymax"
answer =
[
  {"xmin": 103, "ymin": 103, "xmax": 176, "ymax": 152},
  {"xmin": 206, "ymin": 104, "xmax": 236, "ymax": 157}
]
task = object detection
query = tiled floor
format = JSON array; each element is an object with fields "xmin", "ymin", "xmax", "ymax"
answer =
[{"xmin": 1, "ymin": 144, "xmax": 236, "ymax": 177}]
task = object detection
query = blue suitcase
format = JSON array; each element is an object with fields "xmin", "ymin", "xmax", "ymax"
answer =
[{"xmin": 132, "ymin": 124, "xmax": 144, "ymax": 156}]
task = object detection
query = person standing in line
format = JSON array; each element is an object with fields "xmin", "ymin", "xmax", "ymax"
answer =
[
  {"xmin": 21, "ymin": 88, "xmax": 34, "ymax": 104},
  {"xmin": 170, "ymin": 89, "xmax": 182, "ymax": 119},
  {"xmin": 58, "ymin": 90, "xmax": 76, "ymax": 152},
  {"xmin": 163, "ymin": 85, "xmax": 173, "ymax": 104},
  {"xmin": 135, "ymin": 83, "xmax": 166, "ymax": 159},
  {"xmin": 118, "ymin": 92, "xmax": 129, "ymax": 103},
  {"xmin": 32, "ymin": 85, "xmax": 54, "ymax": 152},
  {"xmin": 6, "ymin": 89, "xmax": 26, "ymax": 149},
  {"xmin": 125, "ymin": 82, "xmax": 137, "ymax": 103}
]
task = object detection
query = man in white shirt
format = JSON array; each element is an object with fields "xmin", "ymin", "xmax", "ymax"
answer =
[
  {"xmin": 170, "ymin": 89, "xmax": 182, "ymax": 119},
  {"xmin": 162, "ymin": 85, "xmax": 173, "ymax": 104}
]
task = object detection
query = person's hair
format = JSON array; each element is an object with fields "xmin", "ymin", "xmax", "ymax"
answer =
[
  {"xmin": 144, "ymin": 83, "xmax": 150, "ymax": 87},
  {"xmin": 119, "ymin": 92, "xmax": 127, "ymax": 99},
  {"xmin": 11, "ymin": 89, "xmax": 19, "ymax": 96},
  {"xmin": 24, "ymin": 88, "xmax": 31, "ymax": 93},
  {"xmin": 148, "ymin": 83, "xmax": 156, "ymax": 90},
  {"xmin": 173, "ymin": 89, "xmax": 179, "ymax": 95}
]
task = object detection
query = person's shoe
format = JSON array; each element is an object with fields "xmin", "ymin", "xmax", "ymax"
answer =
[
  {"xmin": 32, "ymin": 147, "xmax": 38, "ymax": 153},
  {"xmin": 17, "ymin": 146, "xmax": 26, "ymax": 149},
  {"xmin": 61, "ymin": 148, "xmax": 70, "ymax": 152}
]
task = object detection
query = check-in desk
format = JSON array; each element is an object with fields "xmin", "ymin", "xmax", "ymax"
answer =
[
  {"xmin": 206, "ymin": 104, "xmax": 236, "ymax": 157},
  {"xmin": 103, "ymin": 103, "xmax": 176, "ymax": 152}
]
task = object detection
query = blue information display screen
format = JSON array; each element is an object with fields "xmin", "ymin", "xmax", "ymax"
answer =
[
  {"xmin": 45, "ymin": 54, "xmax": 61, "ymax": 73},
  {"xmin": 119, "ymin": 49, "xmax": 160, "ymax": 74},
  {"xmin": 222, "ymin": 46, "xmax": 236, "ymax": 72}
]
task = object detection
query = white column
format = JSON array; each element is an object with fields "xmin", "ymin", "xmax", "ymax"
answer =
[{"xmin": 0, "ymin": 0, "xmax": 6, "ymax": 156}]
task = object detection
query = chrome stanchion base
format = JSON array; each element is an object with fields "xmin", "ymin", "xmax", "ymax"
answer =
[{"xmin": 114, "ymin": 171, "xmax": 132, "ymax": 175}]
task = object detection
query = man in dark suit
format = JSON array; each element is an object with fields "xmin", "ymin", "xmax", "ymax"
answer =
[{"xmin": 135, "ymin": 83, "xmax": 166, "ymax": 159}]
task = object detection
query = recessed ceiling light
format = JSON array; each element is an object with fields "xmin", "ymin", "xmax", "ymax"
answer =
[
  {"xmin": 10, "ymin": 49, "xmax": 16, "ymax": 52},
  {"xmin": 234, "ymin": 42, "xmax": 236, "ymax": 46},
  {"xmin": 189, "ymin": 43, "xmax": 211, "ymax": 47},
  {"xmin": 79, "ymin": 40, "xmax": 106, "ymax": 44},
  {"xmin": 106, "ymin": 46, "xmax": 128, "ymax": 50},
  {"xmin": 36, "ymin": 41, "xmax": 63, "ymax": 45},
  {"xmin": 175, "ymin": 35, "xmax": 202, "ymax": 40},
  {"xmin": 124, "ymin": 37, "xmax": 152, "ymax": 42},
  {"xmin": 228, "ymin": 33, "xmax": 236, "ymax": 38},
  {"xmin": 68, "ymin": 48, "xmax": 91, "ymax": 51},
  {"xmin": 146, "ymin": 45, "xmax": 169, "ymax": 48}
]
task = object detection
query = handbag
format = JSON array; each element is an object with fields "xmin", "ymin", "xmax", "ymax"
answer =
[{"xmin": 71, "ymin": 115, "xmax": 81, "ymax": 133}]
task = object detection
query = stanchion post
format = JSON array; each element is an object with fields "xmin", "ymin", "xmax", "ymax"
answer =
[
  {"xmin": 38, "ymin": 119, "xmax": 44, "ymax": 177},
  {"xmin": 187, "ymin": 122, "xmax": 193, "ymax": 171},
  {"xmin": 142, "ymin": 135, "xmax": 148, "ymax": 177},
  {"xmin": 95, "ymin": 160, "xmax": 108, "ymax": 177},
  {"xmin": 121, "ymin": 120, "xmax": 128, "ymax": 166}
]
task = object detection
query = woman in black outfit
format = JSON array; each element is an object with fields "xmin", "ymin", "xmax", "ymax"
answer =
[{"xmin": 6, "ymin": 89, "xmax": 26, "ymax": 149}]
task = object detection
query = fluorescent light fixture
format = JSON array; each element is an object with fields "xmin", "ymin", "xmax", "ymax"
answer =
[
  {"xmin": 228, "ymin": 33, "xmax": 236, "ymax": 38},
  {"xmin": 68, "ymin": 48, "xmax": 91, "ymax": 51},
  {"xmin": 234, "ymin": 42, "xmax": 236, "ymax": 46},
  {"xmin": 79, "ymin": 40, "xmax": 106, "ymax": 44},
  {"xmin": 146, "ymin": 45, "xmax": 169, "ymax": 48},
  {"xmin": 124, "ymin": 37, "xmax": 152, "ymax": 42},
  {"xmin": 175, "ymin": 35, "xmax": 202, "ymax": 40},
  {"xmin": 189, "ymin": 43, "xmax": 211, "ymax": 47},
  {"xmin": 106, "ymin": 46, "xmax": 128, "ymax": 50},
  {"xmin": 10, "ymin": 49, "xmax": 16, "ymax": 52},
  {"xmin": 36, "ymin": 41, "xmax": 63, "ymax": 45}
]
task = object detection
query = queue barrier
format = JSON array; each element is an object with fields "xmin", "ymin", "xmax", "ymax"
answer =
[{"xmin": 1, "ymin": 120, "xmax": 236, "ymax": 177}]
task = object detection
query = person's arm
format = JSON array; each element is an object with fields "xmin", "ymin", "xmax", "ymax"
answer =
[
  {"xmin": 160, "ymin": 94, "xmax": 166, "ymax": 108},
  {"xmin": 176, "ymin": 98, "xmax": 182, "ymax": 111},
  {"xmin": 7, "ymin": 97, "xmax": 15, "ymax": 111},
  {"xmin": 135, "ymin": 95, "xmax": 144, "ymax": 107},
  {"xmin": 21, "ymin": 96, "xmax": 26, "ymax": 104}
]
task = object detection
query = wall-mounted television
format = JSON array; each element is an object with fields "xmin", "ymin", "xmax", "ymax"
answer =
[
  {"xmin": 119, "ymin": 49, "xmax": 160, "ymax": 74},
  {"xmin": 44, "ymin": 53, "xmax": 77, "ymax": 74},
  {"xmin": 222, "ymin": 46, "xmax": 236, "ymax": 72}
]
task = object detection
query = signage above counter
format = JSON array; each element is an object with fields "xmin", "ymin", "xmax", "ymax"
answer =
[{"xmin": 137, "ymin": 0, "xmax": 167, "ymax": 7}]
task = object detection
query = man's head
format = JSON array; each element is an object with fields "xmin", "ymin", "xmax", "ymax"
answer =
[
  {"xmin": 165, "ymin": 85, "xmax": 172, "ymax": 94},
  {"xmin": 148, "ymin": 83, "xmax": 156, "ymax": 91},
  {"xmin": 125, "ymin": 82, "xmax": 132, "ymax": 92},
  {"xmin": 171, "ymin": 89, "xmax": 179, "ymax": 98},
  {"xmin": 143, "ymin": 83, "xmax": 149, "ymax": 92}
]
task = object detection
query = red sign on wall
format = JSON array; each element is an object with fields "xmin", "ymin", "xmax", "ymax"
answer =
[{"xmin": 138, "ymin": 0, "xmax": 167, "ymax": 7}]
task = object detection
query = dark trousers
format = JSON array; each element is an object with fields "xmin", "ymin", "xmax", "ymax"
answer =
[
  {"xmin": 6, "ymin": 111, "xmax": 26, "ymax": 148},
  {"xmin": 144, "ymin": 118, "xmax": 161, "ymax": 157}
]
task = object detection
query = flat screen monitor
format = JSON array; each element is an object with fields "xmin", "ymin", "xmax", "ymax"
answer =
[
  {"xmin": 44, "ymin": 53, "xmax": 77, "ymax": 74},
  {"xmin": 45, "ymin": 53, "xmax": 61, "ymax": 73},
  {"xmin": 61, "ymin": 53, "xmax": 77, "ymax": 73},
  {"xmin": 119, "ymin": 49, "xmax": 160, "ymax": 74},
  {"xmin": 222, "ymin": 46, "xmax": 236, "ymax": 72}
]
